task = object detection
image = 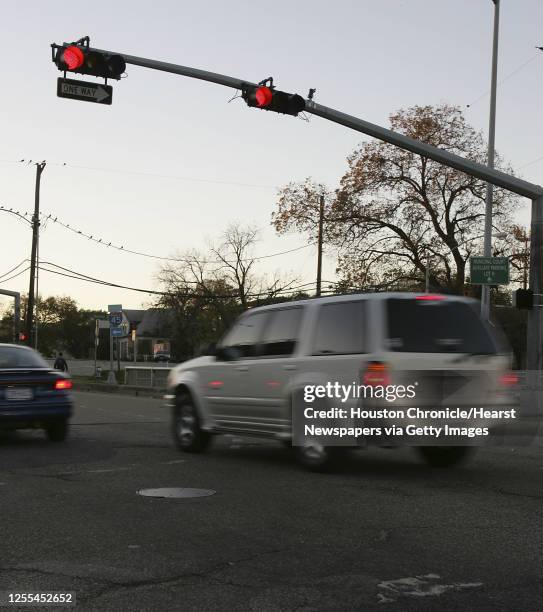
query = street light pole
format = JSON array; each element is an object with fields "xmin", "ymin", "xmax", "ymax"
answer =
[
  {"xmin": 316, "ymin": 194, "xmax": 324, "ymax": 297},
  {"xmin": 481, "ymin": 0, "xmax": 500, "ymax": 320}
]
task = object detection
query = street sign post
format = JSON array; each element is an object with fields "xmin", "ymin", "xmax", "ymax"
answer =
[
  {"xmin": 57, "ymin": 77, "xmax": 112, "ymax": 105},
  {"xmin": 470, "ymin": 256, "xmax": 509, "ymax": 285},
  {"xmin": 106, "ymin": 305, "xmax": 122, "ymax": 383}
]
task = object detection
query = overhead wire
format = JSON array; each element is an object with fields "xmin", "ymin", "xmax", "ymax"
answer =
[
  {"xmin": 2, "ymin": 203, "xmax": 313, "ymax": 264},
  {"xmin": 38, "ymin": 261, "xmax": 318, "ymax": 299},
  {"xmin": 33, "ymin": 210, "xmax": 312, "ymax": 264},
  {"xmin": 0, "ymin": 266, "xmax": 31, "ymax": 284},
  {"xmin": 20, "ymin": 159, "xmax": 278, "ymax": 190},
  {"xmin": 466, "ymin": 52, "xmax": 541, "ymax": 108},
  {"xmin": 0, "ymin": 259, "xmax": 28, "ymax": 280}
]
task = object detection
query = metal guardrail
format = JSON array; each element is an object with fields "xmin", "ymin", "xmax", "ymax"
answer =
[{"xmin": 124, "ymin": 366, "xmax": 172, "ymax": 388}]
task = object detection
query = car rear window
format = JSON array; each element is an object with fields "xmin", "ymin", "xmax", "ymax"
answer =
[
  {"xmin": 386, "ymin": 298, "xmax": 496, "ymax": 353},
  {"xmin": 0, "ymin": 346, "xmax": 49, "ymax": 368}
]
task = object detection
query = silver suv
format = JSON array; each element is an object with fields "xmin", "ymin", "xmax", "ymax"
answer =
[{"xmin": 166, "ymin": 292, "xmax": 516, "ymax": 470}]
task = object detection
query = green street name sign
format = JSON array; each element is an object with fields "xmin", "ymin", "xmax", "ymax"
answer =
[{"xmin": 469, "ymin": 256, "xmax": 509, "ymax": 285}]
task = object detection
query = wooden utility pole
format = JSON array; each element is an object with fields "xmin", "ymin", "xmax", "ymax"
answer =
[
  {"xmin": 316, "ymin": 194, "xmax": 325, "ymax": 297},
  {"xmin": 25, "ymin": 162, "xmax": 46, "ymax": 346}
]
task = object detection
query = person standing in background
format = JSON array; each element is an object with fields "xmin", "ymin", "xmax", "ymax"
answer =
[{"xmin": 54, "ymin": 352, "xmax": 68, "ymax": 372}]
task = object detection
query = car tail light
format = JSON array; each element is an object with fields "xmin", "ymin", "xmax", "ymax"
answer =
[
  {"xmin": 499, "ymin": 372, "xmax": 519, "ymax": 387},
  {"xmin": 363, "ymin": 362, "xmax": 391, "ymax": 386},
  {"xmin": 54, "ymin": 379, "xmax": 73, "ymax": 390}
]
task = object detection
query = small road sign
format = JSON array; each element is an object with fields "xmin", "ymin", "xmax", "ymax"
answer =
[
  {"xmin": 109, "ymin": 313, "xmax": 122, "ymax": 327},
  {"xmin": 470, "ymin": 256, "xmax": 509, "ymax": 285},
  {"xmin": 111, "ymin": 327, "xmax": 124, "ymax": 337},
  {"xmin": 57, "ymin": 77, "xmax": 113, "ymax": 105}
]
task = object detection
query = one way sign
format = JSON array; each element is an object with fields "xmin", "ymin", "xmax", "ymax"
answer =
[{"xmin": 57, "ymin": 77, "xmax": 113, "ymax": 105}]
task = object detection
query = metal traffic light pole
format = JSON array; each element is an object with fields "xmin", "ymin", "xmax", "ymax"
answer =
[{"xmin": 54, "ymin": 41, "xmax": 543, "ymax": 369}]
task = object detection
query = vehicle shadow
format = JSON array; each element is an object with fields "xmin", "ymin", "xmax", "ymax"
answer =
[{"xmin": 206, "ymin": 435, "xmax": 541, "ymax": 493}]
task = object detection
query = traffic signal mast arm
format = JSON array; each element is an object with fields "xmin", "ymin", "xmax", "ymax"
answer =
[
  {"xmin": 51, "ymin": 39, "xmax": 543, "ymax": 369},
  {"xmin": 67, "ymin": 43, "xmax": 543, "ymax": 200}
]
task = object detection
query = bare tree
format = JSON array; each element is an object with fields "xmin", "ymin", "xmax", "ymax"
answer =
[
  {"xmin": 210, "ymin": 224, "xmax": 298, "ymax": 308},
  {"xmin": 156, "ymin": 224, "xmax": 300, "ymax": 357}
]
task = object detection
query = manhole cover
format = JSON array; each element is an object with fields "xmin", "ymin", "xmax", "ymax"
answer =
[{"xmin": 137, "ymin": 487, "xmax": 216, "ymax": 499}]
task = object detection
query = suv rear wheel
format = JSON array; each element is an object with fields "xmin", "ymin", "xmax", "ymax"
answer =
[
  {"xmin": 172, "ymin": 391, "xmax": 210, "ymax": 453},
  {"xmin": 417, "ymin": 446, "xmax": 472, "ymax": 468},
  {"xmin": 297, "ymin": 441, "xmax": 347, "ymax": 472}
]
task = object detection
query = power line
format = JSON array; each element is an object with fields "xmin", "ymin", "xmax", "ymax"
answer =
[
  {"xmin": 466, "ymin": 52, "xmax": 541, "ymax": 109},
  {"xmin": 2, "ymin": 202, "xmax": 313, "ymax": 264},
  {"xmin": 37, "ymin": 210, "xmax": 312, "ymax": 264},
  {"xmin": 0, "ymin": 259, "xmax": 28, "ymax": 281},
  {"xmin": 0, "ymin": 158, "xmax": 277, "ymax": 190},
  {"xmin": 38, "ymin": 261, "xmax": 318, "ymax": 299},
  {"xmin": 0, "ymin": 266, "xmax": 30, "ymax": 285},
  {"xmin": 518, "ymin": 153, "xmax": 543, "ymax": 171}
]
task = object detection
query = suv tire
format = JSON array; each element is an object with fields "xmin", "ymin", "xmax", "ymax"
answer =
[
  {"xmin": 173, "ymin": 391, "xmax": 210, "ymax": 453},
  {"xmin": 418, "ymin": 446, "xmax": 472, "ymax": 468},
  {"xmin": 297, "ymin": 441, "xmax": 346, "ymax": 472}
]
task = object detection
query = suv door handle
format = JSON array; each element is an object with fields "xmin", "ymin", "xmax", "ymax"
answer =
[
  {"xmin": 236, "ymin": 366, "xmax": 249, "ymax": 372},
  {"xmin": 283, "ymin": 365, "xmax": 297, "ymax": 371}
]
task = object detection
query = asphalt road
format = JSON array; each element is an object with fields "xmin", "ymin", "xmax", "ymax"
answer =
[{"xmin": 1, "ymin": 391, "xmax": 543, "ymax": 611}]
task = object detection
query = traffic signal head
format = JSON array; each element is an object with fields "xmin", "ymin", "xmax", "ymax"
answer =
[
  {"xmin": 242, "ymin": 84, "xmax": 305, "ymax": 116},
  {"xmin": 53, "ymin": 44, "xmax": 126, "ymax": 80},
  {"xmin": 18, "ymin": 331, "xmax": 28, "ymax": 342},
  {"xmin": 513, "ymin": 288, "xmax": 533, "ymax": 309}
]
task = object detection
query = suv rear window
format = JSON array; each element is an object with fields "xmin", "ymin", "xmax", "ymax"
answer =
[{"xmin": 386, "ymin": 298, "xmax": 496, "ymax": 353}]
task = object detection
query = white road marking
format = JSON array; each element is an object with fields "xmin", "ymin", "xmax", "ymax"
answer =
[
  {"xmin": 377, "ymin": 574, "xmax": 482, "ymax": 604},
  {"xmin": 86, "ymin": 467, "xmax": 132, "ymax": 474}
]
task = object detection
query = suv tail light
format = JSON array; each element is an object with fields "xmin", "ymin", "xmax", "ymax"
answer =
[
  {"xmin": 54, "ymin": 379, "xmax": 73, "ymax": 390},
  {"xmin": 499, "ymin": 371, "xmax": 519, "ymax": 387},
  {"xmin": 415, "ymin": 294, "xmax": 444, "ymax": 301},
  {"xmin": 363, "ymin": 362, "xmax": 391, "ymax": 386}
]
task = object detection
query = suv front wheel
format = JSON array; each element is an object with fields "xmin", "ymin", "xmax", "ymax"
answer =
[{"xmin": 172, "ymin": 391, "xmax": 211, "ymax": 453}]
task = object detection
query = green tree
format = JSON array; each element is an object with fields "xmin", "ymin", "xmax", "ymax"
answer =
[{"xmin": 0, "ymin": 295, "xmax": 103, "ymax": 358}]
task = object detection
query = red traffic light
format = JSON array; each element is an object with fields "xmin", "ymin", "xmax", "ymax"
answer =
[
  {"xmin": 18, "ymin": 332, "xmax": 28, "ymax": 342},
  {"xmin": 255, "ymin": 86, "xmax": 273, "ymax": 107},
  {"xmin": 63, "ymin": 45, "xmax": 85, "ymax": 70},
  {"xmin": 242, "ymin": 84, "xmax": 305, "ymax": 116},
  {"xmin": 53, "ymin": 44, "xmax": 126, "ymax": 80}
]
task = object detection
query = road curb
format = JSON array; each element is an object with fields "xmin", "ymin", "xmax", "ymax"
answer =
[{"xmin": 73, "ymin": 381, "xmax": 166, "ymax": 400}]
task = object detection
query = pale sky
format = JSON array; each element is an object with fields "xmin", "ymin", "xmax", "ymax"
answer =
[{"xmin": 1, "ymin": 0, "xmax": 542, "ymax": 311}]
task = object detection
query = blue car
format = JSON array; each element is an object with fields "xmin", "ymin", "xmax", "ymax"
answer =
[{"xmin": 0, "ymin": 344, "xmax": 73, "ymax": 442}]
